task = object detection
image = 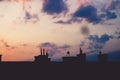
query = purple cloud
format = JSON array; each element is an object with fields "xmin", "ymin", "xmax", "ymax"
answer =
[
  {"xmin": 73, "ymin": 5, "xmax": 101, "ymax": 24},
  {"xmin": 42, "ymin": 0, "xmax": 67, "ymax": 15},
  {"xmin": 81, "ymin": 32, "xmax": 120, "ymax": 54},
  {"xmin": 38, "ymin": 42, "xmax": 71, "ymax": 61}
]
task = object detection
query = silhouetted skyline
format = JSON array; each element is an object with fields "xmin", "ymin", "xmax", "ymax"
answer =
[
  {"xmin": 0, "ymin": 0, "xmax": 119, "ymax": 61},
  {"xmin": 0, "ymin": 47, "xmax": 117, "ymax": 63}
]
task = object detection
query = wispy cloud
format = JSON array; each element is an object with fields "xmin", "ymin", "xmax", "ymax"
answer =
[
  {"xmin": 1, "ymin": 40, "xmax": 17, "ymax": 50},
  {"xmin": 20, "ymin": 44, "xmax": 28, "ymax": 47},
  {"xmin": 24, "ymin": 11, "xmax": 39, "ymax": 23}
]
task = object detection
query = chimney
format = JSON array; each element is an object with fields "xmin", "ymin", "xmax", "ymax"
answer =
[
  {"xmin": 0, "ymin": 55, "xmax": 2, "ymax": 62},
  {"xmin": 40, "ymin": 48, "xmax": 43, "ymax": 55},
  {"xmin": 43, "ymin": 48, "xmax": 45, "ymax": 55},
  {"xmin": 46, "ymin": 50, "xmax": 48, "ymax": 56}
]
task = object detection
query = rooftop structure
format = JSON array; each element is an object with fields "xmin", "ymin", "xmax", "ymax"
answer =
[
  {"xmin": 62, "ymin": 48, "xmax": 86, "ymax": 63},
  {"xmin": 98, "ymin": 51, "xmax": 108, "ymax": 62},
  {"xmin": 34, "ymin": 48, "xmax": 51, "ymax": 63}
]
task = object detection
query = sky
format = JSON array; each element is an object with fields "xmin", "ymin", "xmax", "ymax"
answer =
[{"xmin": 0, "ymin": 0, "xmax": 120, "ymax": 61}]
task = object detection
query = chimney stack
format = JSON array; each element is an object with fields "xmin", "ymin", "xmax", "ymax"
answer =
[
  {"xmin": 43, "ymin": 48, "xmax": 45, "ymax": 55},
  {"xmin": 0, "ymin": 55, "xmax": 2, "ymax": 62},
  {"xmin": 40, "ymin": 48, "xmax": 43, "ymax": 55}
]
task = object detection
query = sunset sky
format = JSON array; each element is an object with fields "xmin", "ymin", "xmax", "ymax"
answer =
[{"xmin": 0, "ymin": 0, "xmax": 120, "ymax": 61}]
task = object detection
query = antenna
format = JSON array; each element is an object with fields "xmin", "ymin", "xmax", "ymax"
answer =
[
  {"xmin": 67, "ymin": 51, "xmax": 70, "ymax": 56},
  {"xmin": 46, "ymin": 49, "xmax": 48, "ymax": 56}
]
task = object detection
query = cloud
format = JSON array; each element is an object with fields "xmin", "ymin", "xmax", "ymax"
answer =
[
  {"xmin": 73, "ymin": 5, "xmax": 101, "ymax": 24},
  {"xmin": 106, "ymin": 11, "xmax": 117, "ymax": 19},
  {"xmin": 54, "ymin": 0, "xmax": 119, "ymax": 24},
  {"xmin": 81, "ymin": 32, "xmax": 120, "ymax": 54},
  {"xmin": 1, "ymin": 40, "xmax": 17, "ymax": 50},
  {"xmin": 100, "ymin": 11, "xmax": 117, "ymax": 20},
  {"xmin": 54, "ymin": 18, "xmax": 82, "ymax": 24},
  {"xmin": 86, "ymin": 34, "xmax": 110, "ymax": 50},
  {"xmin": 103, "ymin": 39, "xmax": 120, "ymax": 53},
  {"xmin": 42, "ymin": 0, "xmax": 67, "ymax": 15},
  {"xmin": 38, "ymin": 42, "xmax": 71, "ymax": 61},
  {"xmin": 72, "ymin": 5, "xmax": 117, "ymax": 24},
  {"xmin": 88, "ymin": 34, "xmax": 111, "ymax": 43},
  {"xmin": 25, "ymin": 11, "xmax": 31, "ymax": 20},
  {"xmin": 108, "ymin": 0, "xmax": 120, "ymax": 9},
  {"xmin": 54, "ymin": 20, "xmax": 71, "ymax": 24},
  {"xmin": 24, "ymin": 11, "xmax": 39, "ymax": 23},
  {"xmin": 20, "ymin": 44, "xmax": 28, "ymax": 47},
  {"xmin": 115, "ymin": 31, "xmax": 120, "ymax": 39},
  {"xmin": 38, "ymin": 42, "xmax": 56, "ymax": 48},
  {"xmin": 59, "ymin": 44, "xmax": 70, "ymax": 49}
]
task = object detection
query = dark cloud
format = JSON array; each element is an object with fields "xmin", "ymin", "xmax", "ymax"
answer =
[
  {"xmin": 25, "ymin": 11, "xmax": 31, "ymax": 20},
  {"xmin": 88, "ymin": 34, "xmax": 111, "ymax": 43},
  {"xmin": 80, "ymin": 34, "xmax": 112, "ymax": 52},
  {"xmin": 39, "ymin": 42, "xmax": 56, "ymax": 48},
  {"xmin": 101, "ymin": 11, "xmax": 117, "ymax": 20},
  {"xmin": 81, "ymin": 32, "xmax": 120, "ymax": 54},
  {"xmin": 41, "ymin": 1, "xmax": 118, "ymax": 24},
  {"xmin": 88, "ymin": 34, "xmax": 111, "ymax": 50},
  {"xmin": 106, "ymin": 11, "xmax": 117, "ymax": 20},
  {"xmin": 54, "ymin": 20, "xmax": 71, "ymax": 24},
  {"xmin": 38, "ymin": 42, "xmax": 71, "ymax": 58},
  {"xmin": 57, "ymin": 4, "xmax": 118, "ymax": 24},
  {"xmin": 42, "ymin": 0, "xmax": 67, "ymax": 15},
  {"xmin": 73, "ymin": 5, "xmax": 101, "ymax": 24}
]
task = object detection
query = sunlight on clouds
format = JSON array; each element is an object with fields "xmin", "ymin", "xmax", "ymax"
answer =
[{"xmin": 0, "ymin": 0, "xmax": 119, "ymax": 61}]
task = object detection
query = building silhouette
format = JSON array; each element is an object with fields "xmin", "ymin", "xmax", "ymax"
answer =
[
  {"xmin": 0, "ymin": 47, "xmax": 109, "ymax": 63},
  {"xmin": 98, "ymin": 51, "xmax": 108, "ymax": 62},
  {"xmin": 34, "ymin": 48, "xmax": 51, "ymax": 63},
  {"xmin": 62, "ymin": 48, "xmax": 86, "ymax": 63}
]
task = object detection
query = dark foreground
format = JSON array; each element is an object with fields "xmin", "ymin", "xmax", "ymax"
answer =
[{"xmin": 0, "ymin": 62, "xmax": 120, "ymax": 80}]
